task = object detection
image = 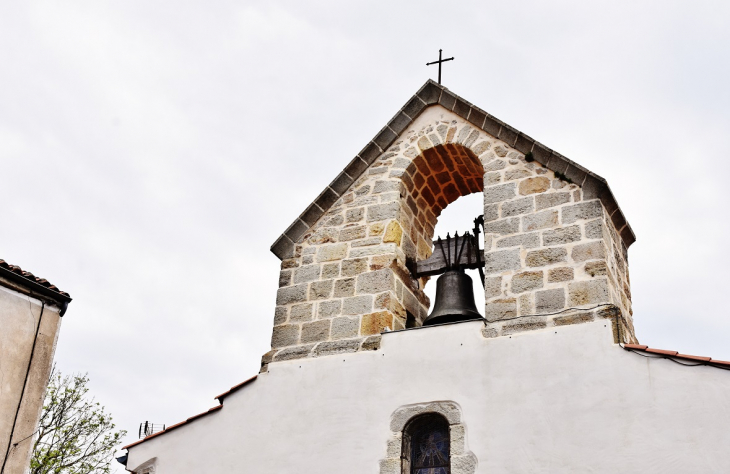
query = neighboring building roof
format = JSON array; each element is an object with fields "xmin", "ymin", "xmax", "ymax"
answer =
[
  {"xmin": 122, "ymin": 405, "xmax": 224, "ymax": 450},
  {"xmin": 122, "ymin": 375, "xmax": 258, "ymax": 451},
  {"xmin": 0, "ymin": 259, "xmax": 72, "ymax": 309},
  {"xmin": 270, "ymin": 79, "xmax": 636, "ymax": 260},
  {"xmin": 623, "ymin": 343, "xmax": 730, "ymax": 370}
]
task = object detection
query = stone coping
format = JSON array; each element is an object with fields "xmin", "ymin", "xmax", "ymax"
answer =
[{"xmin": 271, "ymin": 80, "xmax": 635, "ymax": 260}]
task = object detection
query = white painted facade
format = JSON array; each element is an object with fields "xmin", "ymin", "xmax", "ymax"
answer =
[{"xmin": 125, "ymin": 320, "xmax": 730, "ymax": 473}]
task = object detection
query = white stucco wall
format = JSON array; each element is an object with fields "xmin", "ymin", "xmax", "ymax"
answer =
[
  {"xmin": 0, "ymin": 285, "xmax": 63, "ymax": 474},
  {"xmin": 126, "ymin": 321, "xmax": 730, "ymax": 473}
]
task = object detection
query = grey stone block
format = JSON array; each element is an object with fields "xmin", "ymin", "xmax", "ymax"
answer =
[
  {"xmin": 511, "ymin": 271, "xmax": 544, "ymax": 294},
  {"xmin": 273, "ymin": 344, "xmax": 314, "ymax": 361},
  {"xmin": 485, "ymin": 298, "xmax": 517, "ymax": 322},
  {"xmin": 289, "ymin": 303, "xmax": 313, "ymax": 322},
  {"xmin": 314, "ymin": 339, "xmax": 361, "ymax": 356},
  {"xmin": 361, "ymin": 335, "xmax": 382, "ymax": 351},
  {"xmin": 483, "ymin": 249, "xmax": 521, "ymax": 274},
  {"xmin": 502, "ymin": 196, "xmax": 534, "ymax": 217},
  {"xmin": 356, "ymin": 269, "xmax": 394, "ymax": 294},
  {"xmin": 346, "ymin": 208, "xmax": 364, "ymax": 223},
  {"xmin": 438, "ymin": 89, "xmax": 457, "ymax": 110},
  {"xmin": 542, "ymin": 225, "xmax": 582, "ymax": 246},
  {"xmin": 374, "ymin": 180, "xmax": 401, "ymax": 194},
  {"xmin": 562, "ymin": 200, "xmax": 603, "ymax": 224},
  {"xmin": 358, "ymin": 141, "xmax": 382, "ymax": 165},
  {"xmin": 343, "ymin": 295, "xmax": 374, "ymax": 315},
  {"xmin": 535, "ymin": 289, "xmax": 565, "ymax": 313},
  {"xmin": 468, "ymin": 107, "xmax": 487, "ymax": 129},
  {"xmin": 366, "ymin": 202, "xmax": 400, "ymax": 222},
  {"xmin": 403, "ymin": 94, "xmax": 428, "ymax": 118},
  {"xmin": 388, "ymin": 110, "xmax": 411, "ymax": 135},
  {"xmin": 498, "ymin": 125, "xmax": 519, "ymax": 146},
  {"xmin": 301, "ymin": 319, "xmax": 331, "ymax": 343},
  {"xmin": 585, "ymin": 260, "xmax": 607, "ymax": 277},
  {"xmin": 299, "ymin": 203, "xmax": 325, "ymax": 227},
  {"xmin": 526, "ymin": 248, "xmax": 567, "ymax": 267},
  {"xmin": 329, "ymin": 171, "xmax": 354, "ymax": 196},
  {"xmin": 453, "ymin": 98, "xmax": 471, "ymax": 119},
  {"xmin": 331, "ymin": 317, "xmax": 359, "ymax": 339},
  {"xmin": 339, "ymin": 226, "xmax": 366, "ymax": 242},
  {"xmin": 284, "ymin": 218, "xmax": 309, "ymax": 244},
  {"xmin": 548, "ymin": 267, "xmax": 574, "ymax": 282},
  {"xmin": 484, "ymin": 276, "xmax": 502, "ymax": 299},
  {"xmin": 341, "ymin": 258, "xmax": 368, "ymax": 277},
  {"xmin": 278, "ymin": 270, "xmax": 292, "ymax": 288},
  {"xmin": 351, "ymin": 237, "xmax": 382, "ymax": 248},
  {"xmin": 276, "ymin": 284, "xmax": 308, "ymax": 305},
  {"xmin": 484, "ymin": 182, "xmax": 516, "ymax": 204},
  {"xmin": 535, "ymin": 192, "xmax": 571, "ymax": 211},
  {"xmin": 322, "ymin": 262, "xmax": 340, "ymax": 279},
  {"xmin": 505, "ymin": 169, "xmax": 532, "ymax": 181},
  {"xmin": 293, "ymin": 264, "xmax": 321, "ymax": 284},
  {"xmin": 274, "ymin": 306, "xmax": 288, "ymax": 326},
  {"xmin": 482, "ymin": 327, "xmax": 499, "ymax": 338},
  {"xmin": 571, "ymin": 242, "xmax": 606, "ymax": 262},
  {"xmin": 522, "ymin": 209, "xmax": 558, "ymax": 231},
  {"xmin": 334, "ymin": 278, "xmax": 355, "ymax": 297},
  {"xmin": 314, "ymin": 188, "xmax": 339, "ymax": 214},
  {"xmin": 309, "ymin": 280, "xmax": 333, "ymax": 300},
  {"xmin": 502, "ymin": 317, "xmax": 547, "ymax": 335},
  {"xmin": 270, "ymin": 235, "xmax": 295, "ymax": 260},
  {"xmin": 484, "ymin": 159, "xmax": 506, "ymax": 172},
  {"xmin": 318, "ymin": 300, "xmax": 342, "ymax": 318},
  {"xmin": 271, "ymin": 324, "xmax": 299, "ymax": 348},
  {"xmin": 484, "ymin": 204, "xmax": 499, "ymax": 222},
  {"xmin": 584, "ymin": 218, "xmax": 604, "ymax": 240},
  {"xmin": 484, "ymin": 217, "xmax": 519, "ymax": 235},
  {"xmin": 484, "ymin": 172, "xmax": 501, "ymax": 186},
  {"xmin": 496, "ymin": 232, "xmax": 539, "ymax": 249},
  {"xmin": 514, "ymin": 133, "xmax": 535, "ymax": 155},
  {"xmin": 554, "ymin": 310, "xmax": 595, "ymax": 326},
  {"xmin": 518, "ymin": 293, "xmax": 533, "ymax": 315},
  {"xmin": 349, "ymin": 244, "xmax": 396, "ymax": 258},
  {"xmin": 568, "ymin": 279, "xmax": 609, "ymax": 306}
]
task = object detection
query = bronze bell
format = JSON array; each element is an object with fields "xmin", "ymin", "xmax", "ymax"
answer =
[{"xmin": 423, "ymin": 269, "xmax": 483, "ymax": 326}]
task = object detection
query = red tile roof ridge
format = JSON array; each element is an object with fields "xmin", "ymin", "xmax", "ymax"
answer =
[
  {"xmin": 0, "ymin": 259, "xmax": 71, "ymax": 298},
  {"xmin": 123, "ymin": 374, "xmax": 257, "ymax": 451},
  {"xmin": 122, "ymin": 404, "xmax": 223, "ymax": 450},
  {"xmin": 621, "ymin": 343, "xmax": 730, "ymax": 370},
  {"xmin": 215, "ymin": 375, "xmax": 258, "ymax": 402}
]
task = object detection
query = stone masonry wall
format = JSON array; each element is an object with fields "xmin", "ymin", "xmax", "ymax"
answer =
[
  {"xmin": 477, "ymin": 148, "xmax": 635, "ymax": 342},
  {"xmin": 263, "ymin": 106, "xmax": 635, "ymax": 370}
]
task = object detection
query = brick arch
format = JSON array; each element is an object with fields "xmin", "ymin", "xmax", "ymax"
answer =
[{"xmin": 400, "ymin": 143, "xmax": 485, "ymax": 261}]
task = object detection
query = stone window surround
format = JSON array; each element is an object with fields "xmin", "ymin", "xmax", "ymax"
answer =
[{"xmin": 380, "ymin": 401, "xmax": 477, "ymax": 474}]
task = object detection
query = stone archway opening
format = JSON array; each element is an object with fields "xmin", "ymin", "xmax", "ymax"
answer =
[{"xmin": 399, "ymin": 143, "xmax": 485, "ymax": 324}]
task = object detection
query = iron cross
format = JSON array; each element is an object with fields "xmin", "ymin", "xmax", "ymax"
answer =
[{"xmin": 426, "ymin": 49, "xmax": 454, "ymax": 85}]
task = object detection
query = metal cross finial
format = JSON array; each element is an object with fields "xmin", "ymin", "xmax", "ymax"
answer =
[{"xmin": 426, "ymin": 49, "xmax": 455, "ymax": 85}]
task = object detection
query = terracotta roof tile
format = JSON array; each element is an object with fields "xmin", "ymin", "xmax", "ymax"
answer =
[
  {"xmin": 215, "ymin": 375, "xmax": 257, "ymax": 402},
  {"xmin": 622, "ymin": 344, "xmax": 730, "ymax": 370},
  {"xmin": 122, "ymin": 405, "xmax": 223, "ymax": 450},
  {"xmin": 124, "ymin": 375, "xmax": 257, "ymax": 451},
  {"xmin": 0, "ymin": 259, "xmax": 71, "ymax": 298},
  {"xmin": 645, "ymin": 348, "xmax": 678, "ymax": 356},
  {"xmin": 676, "ymin": 353, "xmax": 712, "ymax": 362}
]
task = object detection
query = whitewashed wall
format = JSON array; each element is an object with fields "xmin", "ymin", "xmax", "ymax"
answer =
[{"xmin": 126, "ymin": 321, "xmax": 730, "ymax": 473}]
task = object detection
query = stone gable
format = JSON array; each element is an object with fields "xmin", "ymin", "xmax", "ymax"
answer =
[{"xmin": 262, "ymin": 84, "xmax": 636, "ymax": 370}]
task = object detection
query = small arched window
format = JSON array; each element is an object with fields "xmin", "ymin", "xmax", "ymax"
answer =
[{"xmin": 402, "ymin": 413, "xmax": 450, "ymax": 474}]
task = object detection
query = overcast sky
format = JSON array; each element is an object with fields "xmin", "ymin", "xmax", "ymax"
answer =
[{"xmin": 3, "ymin": 1, "xmax": 729, "ymax": 467}]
